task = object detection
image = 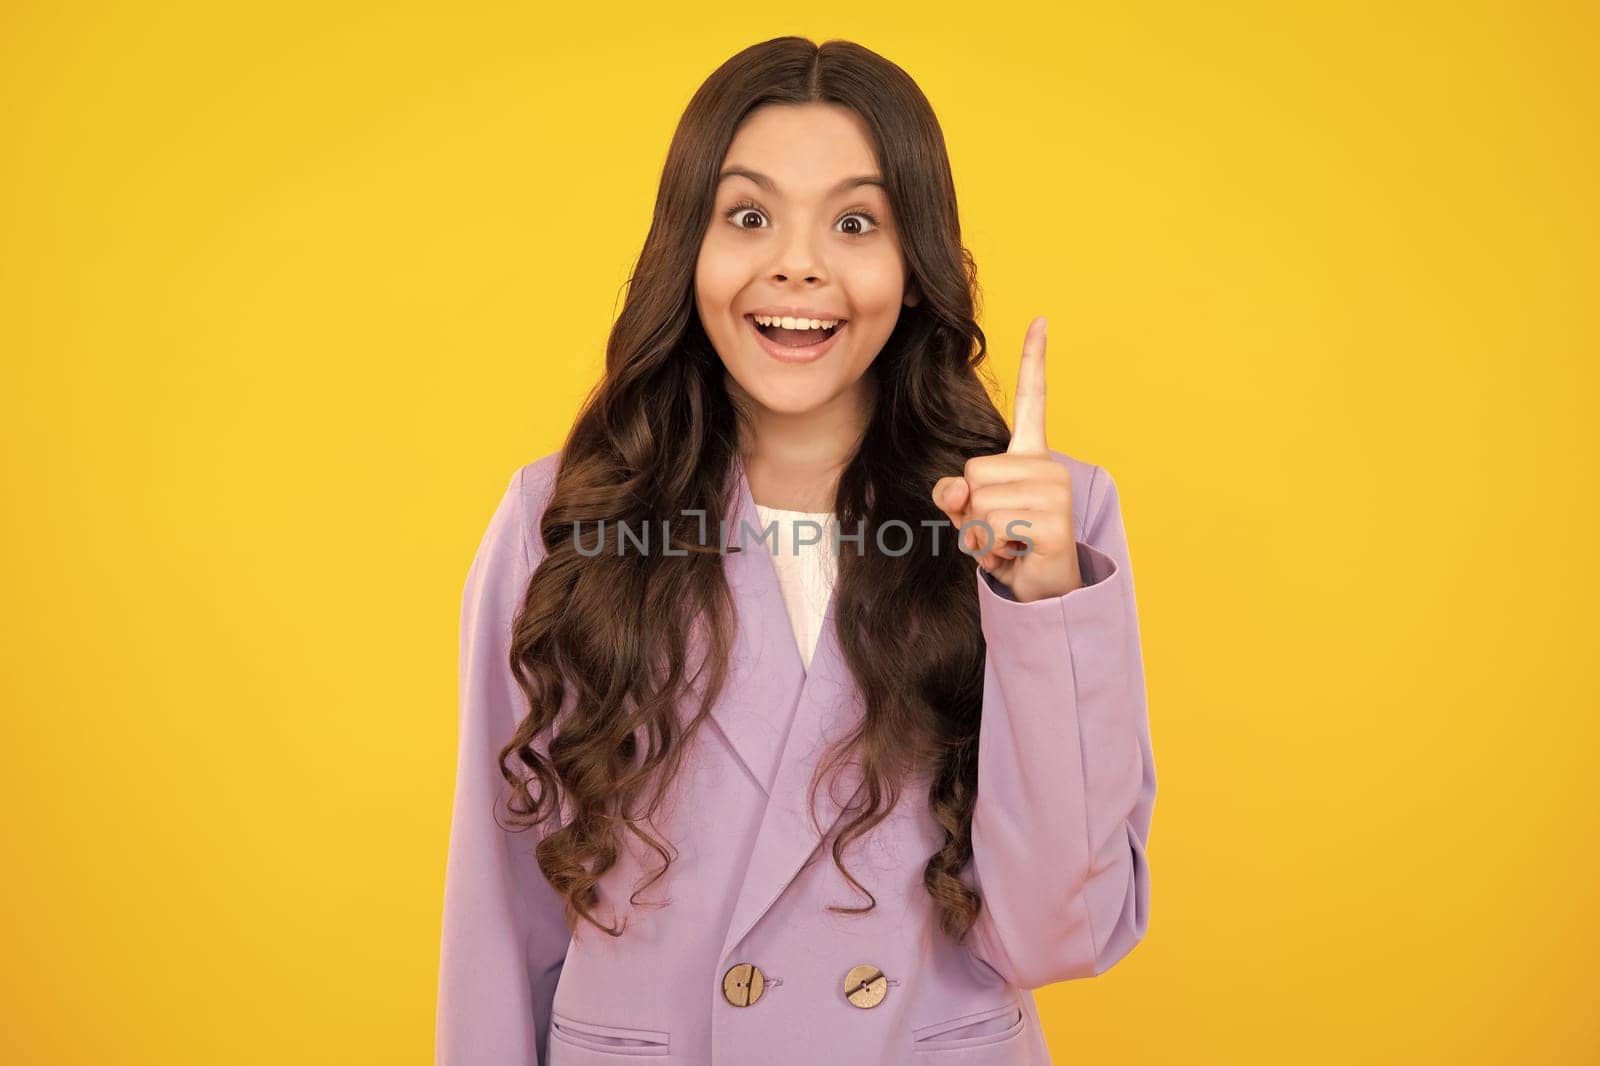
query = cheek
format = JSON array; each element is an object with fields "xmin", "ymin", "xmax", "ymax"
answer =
[
  {"xmin": 695, "ymin": 244, "xmax": 750, "ymax": 315},
  {"xmin": 692, "ymin": 242, "xmax": 717, "ymax": 298},
  {"xmin": 693, "ymin": 247, "xmax": 752, "ymax": 368},
  {"xmin": 846, "ymin": 250, "xmax": 908, "ymax": 315}
]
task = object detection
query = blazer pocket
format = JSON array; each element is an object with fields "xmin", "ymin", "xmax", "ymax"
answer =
[
  {"xmin": 911, "ymin": 999, "xmax": 1026, "ymax": 1054},
  {"xmin": 549, "ymin": 1009, "xmax": 670, "ymax": 1057}
]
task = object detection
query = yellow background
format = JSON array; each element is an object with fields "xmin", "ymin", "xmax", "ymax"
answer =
[{"xmin": 2, "ymin": 2, "xmax": 1594, "ymax": 1062}]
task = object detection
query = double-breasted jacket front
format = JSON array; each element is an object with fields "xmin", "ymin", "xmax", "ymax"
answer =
[{"xmin": 436, "ymin": 448, "xmax": 1156, "ymax": 1065}]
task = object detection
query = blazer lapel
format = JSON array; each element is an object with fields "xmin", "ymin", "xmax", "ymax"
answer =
[
  {"xmin": 703, "ymin": 453, "xmax": 806, "ymax": 795},
  {"xmin": 714, "ymin": 452, "xmax": 867, "ymax": 958}
]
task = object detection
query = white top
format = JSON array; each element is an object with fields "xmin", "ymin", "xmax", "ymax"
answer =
[{"xmin": 753, "ymin": 503, "xmax": 838, "ymax": 671}]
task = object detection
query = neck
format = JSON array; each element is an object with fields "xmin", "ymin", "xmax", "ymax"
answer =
[{"xmin": 733, "ymin": 372, "xmax": 875, "ymax": 512}]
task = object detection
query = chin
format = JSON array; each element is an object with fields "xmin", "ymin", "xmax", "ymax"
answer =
[
  {"xmin": 736, "ymin": 372, "xmax": 840, "ymax": 416},
  {"xmin": 749, "ymin": 388, "xmax": 830, "ymax": 417}
]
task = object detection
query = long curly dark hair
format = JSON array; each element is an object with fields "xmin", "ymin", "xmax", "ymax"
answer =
[{"xmin": 498, "ymin": 36, "xmax": 1014, "ymax": 946}]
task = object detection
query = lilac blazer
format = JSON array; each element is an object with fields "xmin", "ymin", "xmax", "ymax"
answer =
[{"xmin": 436, "ymin": 448, "xmax": 1155, "ymax": 1065}]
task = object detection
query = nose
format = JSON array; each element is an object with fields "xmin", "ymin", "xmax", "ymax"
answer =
[{"xmin": 769, "ymin": 225, "xmax": 827, "ymax": 286}]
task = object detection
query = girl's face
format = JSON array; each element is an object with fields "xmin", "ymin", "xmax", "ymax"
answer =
[{"xmin": 695, "ymin": 102, "xmax": 918, "ymax": 421}]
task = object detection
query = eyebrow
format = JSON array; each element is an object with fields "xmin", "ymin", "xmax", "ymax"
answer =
[{"xmin": 717, "ymin": 166, "xmax": 886, "ymax": 197}]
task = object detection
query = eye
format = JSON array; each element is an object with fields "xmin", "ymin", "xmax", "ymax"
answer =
[
  {"xmin": 837, "ymin": 210, "xmax": 880, "ymax": 237},
  {"xmin": 726, "ymin": 199, "xmax": 768, "ymax": 230},
  {"xmin": 722, "ymin": 200, "xmax": 883, "ymax": 239}
]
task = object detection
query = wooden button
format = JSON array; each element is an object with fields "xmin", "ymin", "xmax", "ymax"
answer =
[
  {"xmin": 844, "ymin": 963, "xmax": 887, "ymax": 1008},
  {"xmin": 722, "ymin": 962, "xmax": 766, "ymax": 1007}
]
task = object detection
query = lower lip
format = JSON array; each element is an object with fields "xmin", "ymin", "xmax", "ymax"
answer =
[{"xmin": 745, "ymin": 315, "xmax": 846, "ymax": 365}]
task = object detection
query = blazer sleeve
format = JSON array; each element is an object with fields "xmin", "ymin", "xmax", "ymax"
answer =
[
  {"xmin": 436, "ymin": 464, "xmax": 571, "ymax": 1066},
  {"xmin": 963, "ymin": 461, "xmax": 1156, "ymax": 990}
]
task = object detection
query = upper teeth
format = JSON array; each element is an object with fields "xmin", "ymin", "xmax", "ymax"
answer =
[{"xmin": 754, "ymin": 314, "xmax": 840, "ymax": 330}]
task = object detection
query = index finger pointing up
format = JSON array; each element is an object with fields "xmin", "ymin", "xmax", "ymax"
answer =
[{"xmin": 1006, "ymin": 315, "xmax": 1049, "ymax": 454}]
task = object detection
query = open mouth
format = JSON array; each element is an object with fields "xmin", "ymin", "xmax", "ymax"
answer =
[{"xmin": 746, "ymin": 315, "xmax": 846, "ymax": 348}]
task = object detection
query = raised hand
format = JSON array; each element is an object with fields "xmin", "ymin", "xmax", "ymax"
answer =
[{"xmin": 930, "ymin": 316, "xmax": 1082, "ymax": 603}]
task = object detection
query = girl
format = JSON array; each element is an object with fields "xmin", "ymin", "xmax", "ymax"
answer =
[{"xmin": 437, "ymin": 36, "xmax": 1154, "ymax": 1066}]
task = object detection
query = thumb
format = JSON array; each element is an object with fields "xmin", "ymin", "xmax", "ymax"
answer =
[{"xmin": 931, "ymin": 476, "xmax": 971, "ymax": 536}]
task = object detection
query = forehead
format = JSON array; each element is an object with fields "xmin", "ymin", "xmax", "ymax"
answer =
[{"xmin": 719, "ymin": 102, "xmax": 883, "ymax": 197}]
